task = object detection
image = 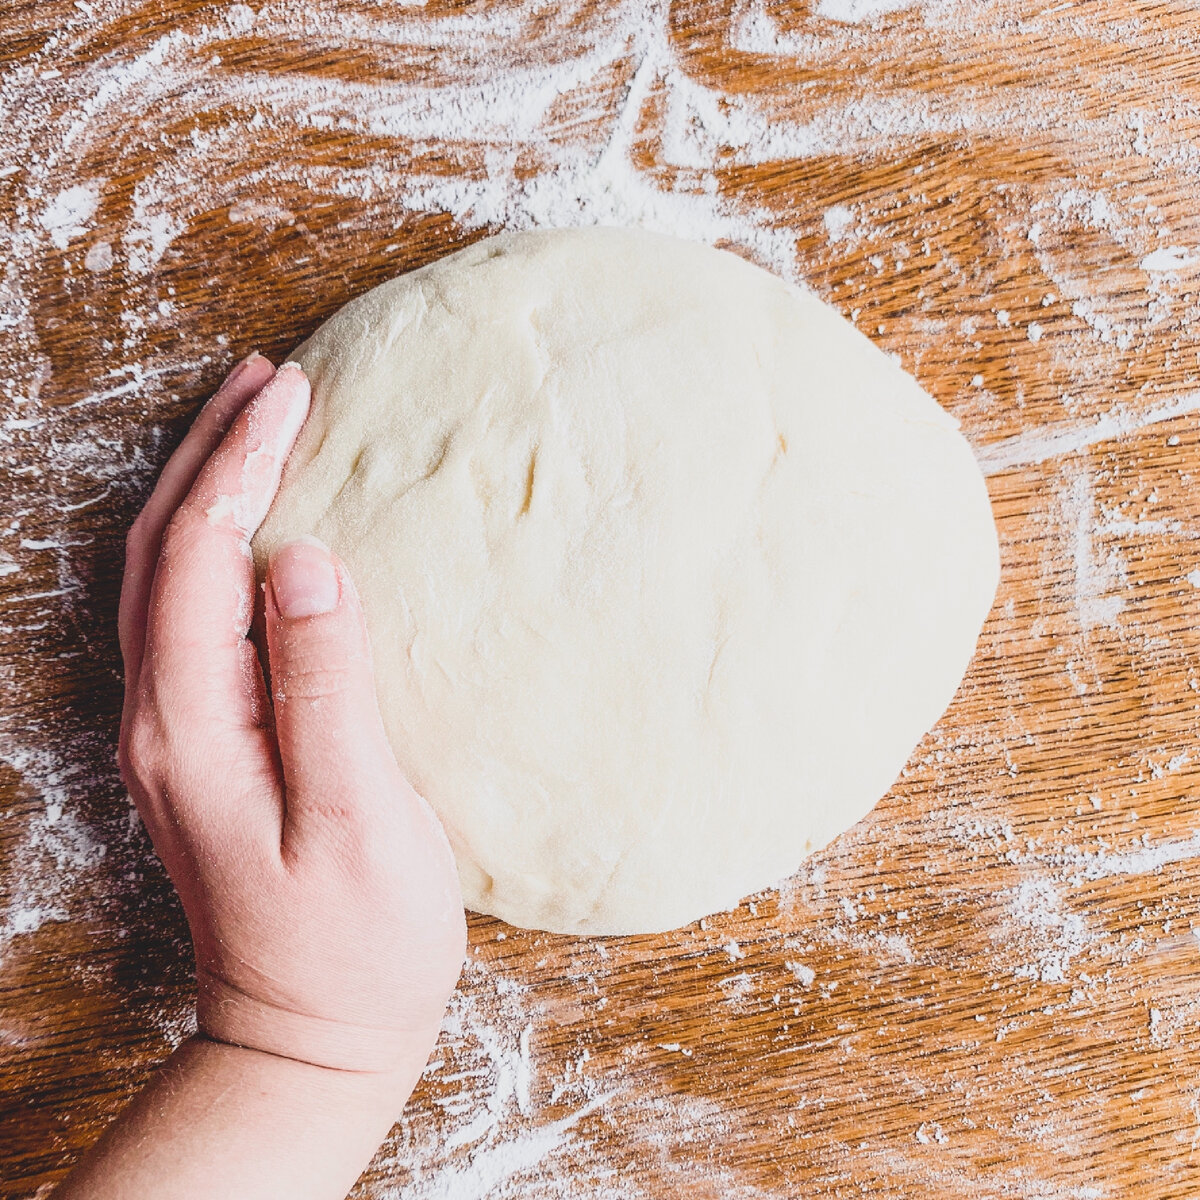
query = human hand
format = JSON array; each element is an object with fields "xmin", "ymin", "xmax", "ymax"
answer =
[{"xmin": 117, "ymin": 355, "xmax": 466, "ymax": 1088}]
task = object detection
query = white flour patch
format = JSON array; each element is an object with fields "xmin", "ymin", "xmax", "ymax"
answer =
[
  {"xmin": 977, "ymin": 389, "xmax": 1200, "ymax": 474},
  {"xmin": 389, "ymin": 1092, "xmax": 616, "ymax": 1200},
  {"xmin": 823, "ymin": 203, "xmax": 857, "ymax": 242},
  {"xmin": 731, "ymin": 2, "xmax": 825, "ymax": 56},
  {"xmin": 815, "ymin": 0, "xmax": 924, "ymax": 22},
  {"xmin": 84, "ymin": 240, "xmax": 114, "ymax": 272},
  {"xmin": 1061, "ymin": 463, "xmax": 1126, "ymax": 634},
  {"xmin": 1141, "ymin": 247, "xmax": 1196, "ymax": 273},
  {"xmin": 377, "ymin": 959, "xmax": 626, "ymax": 1199},
  {"xmin": 1006, "ymin": 878, "xmax": 1090, "ymax": 985},
  {"xmin": 1076, "ymin": 833, "xmax": 1200, "ymax": 882},
  {"xmin": 719, "ymin": 971, "xmax": 756, "ymax": 1003},
  {"xmin": 0, "ymin": 738, "xmax": 111, "ymax": 959},
  {"xmin": 124, "ymin": 207, "xmax": 183, "ymax": 275},
  {"xmin": 38, "ymin": 183, "xmax": 101, "ymax": 250},
  {"xmin": 1056, "ymin": 187, "xmax": 1124, "ymax": 235},
  {"xmin": 786, "ymin": 960, "xmax": 816, "ymax": 987}
]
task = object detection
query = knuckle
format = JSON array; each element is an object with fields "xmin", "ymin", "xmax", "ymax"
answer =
[
  {"xmin": 273, "ymin": 657, "xmax": 360, "ymax": 702},
  {"xmin": 161, "ymin": 497, "xmax": 250, "ymax": 564},
  {"xmin": 305, "ymin": 797, "xmax": 363, "ymax": 826},
  {"xmin": 159, "ymin": 503, "xmax": 202, "ymax": 555},
  {"xmin": 121, "ymin": 707, "xmax": 166, "ymax": 792},
  {"xmin": 125, "ymin": 512, "xmax": 158, "ymax": 563}
]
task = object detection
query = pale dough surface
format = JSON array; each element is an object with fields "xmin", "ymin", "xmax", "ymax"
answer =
[{"xmin": 253, "ymin": 227, "xmax": 1000, "ymax": 935}]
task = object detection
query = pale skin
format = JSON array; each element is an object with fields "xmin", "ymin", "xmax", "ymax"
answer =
[{"xmin": 54, "ymin": 355, "xmax": 467, "ymax": 1200}]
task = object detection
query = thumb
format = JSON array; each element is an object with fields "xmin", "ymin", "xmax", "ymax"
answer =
[{"xmin": 264, "ymin": 537, "xmax": 397, "ymax": 839}]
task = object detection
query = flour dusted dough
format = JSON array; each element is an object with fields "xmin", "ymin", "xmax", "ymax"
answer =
[{"xmin": 253, "ymin": 227, "xmax": 999, "ymax": 935}]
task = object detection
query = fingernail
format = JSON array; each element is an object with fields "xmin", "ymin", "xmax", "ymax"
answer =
[
  {"xmin": 231, "ymin": 349, "xmax": 261, "ymax": 375},
  {"xmin": 270, "ymin": 536, "xmax": 340, "ymax": 619},
  {"xmin": 201, "ymin": 352, "xmax": 264, "ymax": 416},
  {"xmin": 276, "ymin": 363, "xmax": 310, "ymax": 437},
  {"xmin": 221, "ymin": 349, "xmax": 264, "ymax": 389}
]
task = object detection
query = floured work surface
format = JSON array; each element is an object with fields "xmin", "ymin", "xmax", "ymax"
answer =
[{"xmin": 3, "ymin": 2, "xmax": 1200, "ymax": 1197}]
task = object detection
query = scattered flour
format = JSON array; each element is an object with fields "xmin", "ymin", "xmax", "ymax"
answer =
[
  {"xmin": 1006, "ymin": 878, "xmax": 1089, "ymax": 985},
  {"xmin": 976, "ymin": 389, "xmax": 1200, "ymax": 475},
  {"xmin": 388, "ymin": 1093, "xmax": 615, "ymax": 1200},
  {"xmin": 0, "ymin": 740, "xmax": 111, "ymax": 957},
  {"xmin": 786, "ymin": 961, "xmax": 816, "ymax": 987}
]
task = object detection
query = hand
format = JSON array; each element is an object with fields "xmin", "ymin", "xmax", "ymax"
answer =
[{"xmin": 117, "ymin": 354, "xmax": 466, "ymax": 1086}]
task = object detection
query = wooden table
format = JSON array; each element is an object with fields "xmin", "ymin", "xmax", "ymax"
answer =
[{"xmin": 4, "ymin": 1, "xmax": 1200, "ymax": 1195}]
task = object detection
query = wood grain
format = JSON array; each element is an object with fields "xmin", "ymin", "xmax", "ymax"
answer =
[{"xmin": 4, "ymin": 1, "xmax": 1200, "ymax": 1196}]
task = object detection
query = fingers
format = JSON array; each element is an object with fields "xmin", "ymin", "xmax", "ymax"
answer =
[
  {"xmin": 120, "ymin": 352, "xmax": 276, "ymax": 693},
  {"xmin": 263, "ymin": 538, "xmax": 401, "ymax": 850},
  {"xmin": 137, "ymin": 364, "xmax": 310, "ymax": 836}
]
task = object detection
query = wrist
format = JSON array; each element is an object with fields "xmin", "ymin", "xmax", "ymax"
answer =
[
  {"xmin": 179, "ymin": 1033, "xmax": 422, "ymax": 1124},
  {"xmin": 196, "ymin": 968, "xmax": 441, "ymax": 1086},
  {"xmin": 55, "ymin": 1034, "xmax": 417, "ymax": 1200}
]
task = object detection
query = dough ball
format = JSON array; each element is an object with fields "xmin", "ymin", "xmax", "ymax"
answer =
[{"xmin": 253, "ymin": 227, "xmax": 999, "ymax": 935}]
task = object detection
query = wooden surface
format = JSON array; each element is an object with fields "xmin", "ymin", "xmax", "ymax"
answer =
[{"xmin": 5, "ymin": 1, "xmax": 1200, "ymax": 1196}]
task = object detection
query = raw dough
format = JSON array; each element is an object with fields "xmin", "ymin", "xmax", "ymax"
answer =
[{"xmin": 253, "ymin": 227, "xmax": 999, "ymax": 935}]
